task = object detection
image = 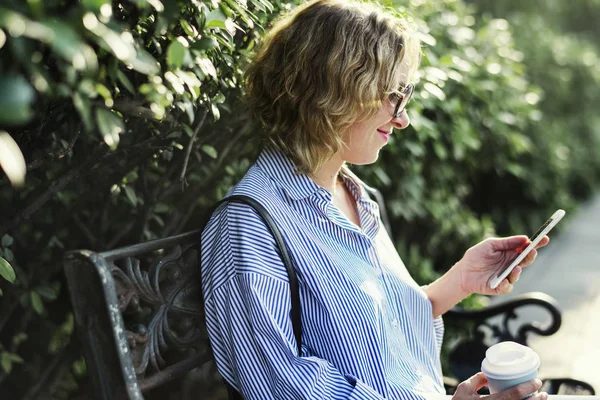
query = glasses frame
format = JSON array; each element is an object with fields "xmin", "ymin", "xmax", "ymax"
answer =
[{"xmin": 391, "ymin": 83, "xmax": 414, "ymax": 118}]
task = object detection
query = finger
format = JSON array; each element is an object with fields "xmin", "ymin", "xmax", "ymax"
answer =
[
  {"xmin": 529, "ymin": 392, "xmax": 549, "ymax": 400},
  {"xmin": 456, "ymin": 372, "xmax": 488, "ymax": 396},
  {"xmin": 519, "ymin": 249, "xmax": 538, "ymax": 267},
  {"xmin": 534, "ymin": 236, "xmax": 550, "ymax": 249},
  {"xmin": 515, "ymin": 241, "xmax": 531, "ymax": 254},
  {"xmin": 507, "ymin": 266, "xmax": 522, "ymax": 284},
  {"xmin": 467, "ymin": 372, "xmax": 488, "ymax": 391},
  {"xmin": 491, "ymin": 379, "xmax": 543, "ymax": 400},
  {"xmin": 496, "ymin": 278, "xmax": 514, "ymax": 295}
]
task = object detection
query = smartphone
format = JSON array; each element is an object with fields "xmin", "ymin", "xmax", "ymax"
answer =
[{"xmin": 488, "ymin": 209, "xmax": 566, "ymax": 290}]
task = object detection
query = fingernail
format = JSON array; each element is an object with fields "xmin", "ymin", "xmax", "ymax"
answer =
[{"xmin": 535, "ymin": 379, "xmax": 543, "ymax": 387}]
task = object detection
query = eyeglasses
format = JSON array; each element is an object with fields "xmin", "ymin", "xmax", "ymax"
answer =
[{"xmin": 389, "ymin": 83, "xmax": 414, "ymax": 118}]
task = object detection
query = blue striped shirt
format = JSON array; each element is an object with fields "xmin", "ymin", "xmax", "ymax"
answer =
[{"xmin": 201, "ymin": 147, "xmax": 446, "ymax": 399}]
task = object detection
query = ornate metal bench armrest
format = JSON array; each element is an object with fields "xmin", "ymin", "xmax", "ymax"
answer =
[
  {"xmin": 64, "ymin": 250, "xmax": 144, "ymax": 400},
  {"xmin": 64, "ymin": 230, "xmax": 207, "ymax": 400},
  {"xmin": 445, "ymin": 291, "xmax": 562, "ymax": 342}
]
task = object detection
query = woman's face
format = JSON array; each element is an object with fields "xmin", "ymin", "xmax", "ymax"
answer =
[
  {"xmin": 340, "ymin": 63, "xmax": 413, "ymax": 166},
  {"xmin": 340, "ymin": 97, "xmax": 411, "ymax": 166}
]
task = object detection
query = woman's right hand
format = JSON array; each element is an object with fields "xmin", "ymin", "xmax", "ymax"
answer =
[{"xmin": 452, "ymin": 372, "xmax": 547, "ymax": 400}]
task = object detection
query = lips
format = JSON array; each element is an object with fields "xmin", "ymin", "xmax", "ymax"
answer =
[{"xmin": 377, "ymin": 129, "xmax": 391, "ymax": 143}]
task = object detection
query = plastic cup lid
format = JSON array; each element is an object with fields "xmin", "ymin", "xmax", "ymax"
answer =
[{"xmin": 481, "ymin": 341, "xmax": 540, "ymax": 380}]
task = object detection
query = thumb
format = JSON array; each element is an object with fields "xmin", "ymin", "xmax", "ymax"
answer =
[
  {"xmin": 465, "ymin": 372, "xmax": 487, "ymax": 392},
  {"xmin": 466, "ymin": 372, "xmax": 488, "ymax": 391},
  {"xmin": 490, "ymin": 235, "xmax": 529, "ymax": 251}
]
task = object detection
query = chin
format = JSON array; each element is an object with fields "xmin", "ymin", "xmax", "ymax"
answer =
[{"xmin": 347, "ymin": 150, "xmax": 381, "ymax": 166}]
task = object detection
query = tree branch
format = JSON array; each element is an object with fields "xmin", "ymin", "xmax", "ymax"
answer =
[
  {"xmin": 71, "ymin": 210, "xmax": 99, "ymax": 249},
  {"xmin": 30, "ymin": 119, "xmax": 80, "ymax": 171},
  {"xmin": 172, "ymin": 127, "xmax": 249, "ymax": 234},
  {"xmin": 106, "ymin": 221, "xmax": 135, "ymax": 249},
  {"xmin": 180, "ymin": 108, "xmax": 208, "ymax": 191},
  {"xmin": 131, "ymin": 164, "xmax": 155, "ymax": 242}
]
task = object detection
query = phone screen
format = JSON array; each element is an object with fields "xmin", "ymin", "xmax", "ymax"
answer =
[{"xmin": 528, "ymin": 218, "xmax": 554, "ymax": 245}]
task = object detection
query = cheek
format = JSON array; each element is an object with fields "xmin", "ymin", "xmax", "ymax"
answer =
[
  {"xmin": 342, "ymin": 122, "xmax": 358, "ymax": 141},
  {"xmin": 342, "ymin": 107, "xmax": 390, "ymax": 146},
  {"xmin": 343, "ymin": 122, "xmax": 369, "ymax": 148}
]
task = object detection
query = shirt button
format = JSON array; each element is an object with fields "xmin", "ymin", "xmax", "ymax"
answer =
[{"xmin": 392, "ymin": 319, "xmax": 398, "ymax": 328}]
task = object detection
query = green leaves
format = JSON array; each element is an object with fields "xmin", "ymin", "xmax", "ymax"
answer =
[
  {"xmin": 192, "ymin": 37, "xmax": 219, "ymax": 51},
  {"xmin": 0, "ymin": 76, "xmax": 36, "ymax": 126},
  {"xmin": 35, "ymin": 283, "xmax": 60, "ymax": 301},
  {"xmin": 0, "ymin": 351, "xmax": 23, "ymax": 374},
  {"xmin": 128, "ymin": 47, "xmax": 161, "ymax": 76},
  {"xmin": 30, "ymin": 291, "xmax": 44, "ymax": 315},
  {"xmin": 197, "ymin": 56, "xmax": 217, "ymax": 79},
  {"xmin": 96, "ymin": 109, "xmax": 125, "ymax": 150},
  {"xmin": 0, "ymin": 256, "xmax": 15, "ymax": 284},
  {"xmin": 205, "ymin": 9, "xmax": 228, "ymax": 29},
  {"xmin": 201, "ymin": 145, "xmax": 218, "ymax": 159},
  {"xmin": 167, "ymin": 37, "xmax": 190, "ymax": 69},
  {"xmin": 83, "ymin": 13, "xmax": 159, "ymax": 75},
  {"xmin": 123, "ymin": 186, "xmax": 138, "ymax": 206},
  {"xmin": 42, "ymin": 20, "xmax": 98, "ymax": 71},
  {"xmin": 82, "ymin": 0, "xmax": 110, "ymax": 12},
  {"xmin": 1, "ymin": 235, "xmax": 13, "ymax": 247}
]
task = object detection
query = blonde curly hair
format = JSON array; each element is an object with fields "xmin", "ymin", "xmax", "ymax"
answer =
[{"xmin": 245, "ymin": 0, "xmax": 421, "ymax": 174}]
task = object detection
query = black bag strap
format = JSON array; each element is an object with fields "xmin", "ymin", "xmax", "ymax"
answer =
[{"xmin": 215, "ymin": 195, "xmax": 303, "ymax": 356}]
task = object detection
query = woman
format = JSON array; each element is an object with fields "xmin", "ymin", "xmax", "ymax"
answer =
[{"xmin": 201, "ymin": 0, "xmax": 549, "ymax": 399}]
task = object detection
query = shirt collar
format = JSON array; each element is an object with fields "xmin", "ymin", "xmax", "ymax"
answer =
[
  {"xmin": 256, "ymin": 147, "xmax": 322, "ymax": 201},
  {"xmin": 256, "ymin": 146, "xmax": 376, "ymax": 205},
  {"xmin": 339, "ymin": 166, "xmax": 372, "ymax": 203},
  {"xmin": 256, "ymin": 146, "xmax": 382, "ymax": 238}
]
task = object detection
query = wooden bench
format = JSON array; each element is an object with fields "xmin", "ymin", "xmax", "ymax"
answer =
[{"xmin": 63, "ymin": 207, "xmax": 595, "ymax": 399}]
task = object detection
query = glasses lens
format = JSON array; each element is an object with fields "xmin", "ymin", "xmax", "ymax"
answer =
[{"xmin": 394, "ymin": 84, "xmax": 413, "ymax": 117}]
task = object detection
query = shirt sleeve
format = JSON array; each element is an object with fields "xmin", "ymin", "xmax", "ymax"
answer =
[
  {"xmin": 432, "ymin": 316, "xmax": 444, "ymax": 356},
  {"xmin": 201, "ymin": 202, "xmax": 387, "ymax": 400}
]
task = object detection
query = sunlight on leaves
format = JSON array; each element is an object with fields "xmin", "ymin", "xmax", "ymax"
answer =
[{"xmin": 0, "ymin": 131, "xmax": 26, "ymax": 188}]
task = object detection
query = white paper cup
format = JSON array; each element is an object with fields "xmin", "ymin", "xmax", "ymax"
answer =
[{"xmin": 481, "ymin": 342, "xmax": 541, "ymax": 397}]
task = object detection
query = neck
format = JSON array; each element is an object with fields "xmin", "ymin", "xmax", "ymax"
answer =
[{"xmin": 309, "ymin": 154, "xmax": 345, "ymax": 195}]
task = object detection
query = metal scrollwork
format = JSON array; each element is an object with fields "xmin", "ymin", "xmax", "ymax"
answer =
[
  {"xmin": 110, "ymin": 242, "xmax": 208, "ymax": 384},
  {"xmin": 447, "ymin": 292, "xmax": 562, "ymax": 344},
  {"xmin": 445, "ymin": 292, "xmax": 562, "ymax": 381}
]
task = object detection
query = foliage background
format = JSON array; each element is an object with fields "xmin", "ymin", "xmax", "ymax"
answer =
[{"xmin": 0, "ymin": 0, "xmax": 598, "ymax": 398}]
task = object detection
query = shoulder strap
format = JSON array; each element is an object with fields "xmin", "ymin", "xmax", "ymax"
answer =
[{"xmin": 215, "ymin": 195, "xmax": 302, "ymax": 356}]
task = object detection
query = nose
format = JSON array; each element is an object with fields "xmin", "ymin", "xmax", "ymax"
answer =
[{"xmin": 392, "ymin": 109, "xmax": 410, "ymax": 130}]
